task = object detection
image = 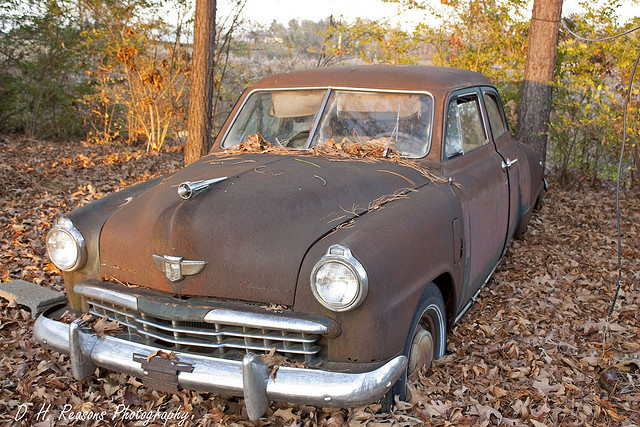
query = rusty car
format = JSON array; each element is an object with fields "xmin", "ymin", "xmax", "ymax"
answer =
[{"xmin": 35, "ymin": 65, "xmax": 544, "ymax": 419}]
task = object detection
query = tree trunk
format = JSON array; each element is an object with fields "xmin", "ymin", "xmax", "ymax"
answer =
[
  {"xmin": 185, "ymin": 0, "xmax": 216, "ymax": 165},
  {"xmin": 516, "ymin": 0, "xmax": 563, "ymax": 170}
]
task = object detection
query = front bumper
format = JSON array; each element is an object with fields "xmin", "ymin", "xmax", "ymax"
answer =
[{"xmin": 34, "ymin": 312, "xmax": 407, "ymax": 420}]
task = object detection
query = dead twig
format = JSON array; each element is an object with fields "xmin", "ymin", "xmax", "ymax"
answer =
[
  {"xmin": 295, "ymin": 158, "xmax": 321, "ymax": 168},
  {"xmin": 313, "ymin": 175, "xmax": 327, "ymax": 186},
  {"xmin": 376, "ymin": 169, "xmax": 416, "ymax": 186}
]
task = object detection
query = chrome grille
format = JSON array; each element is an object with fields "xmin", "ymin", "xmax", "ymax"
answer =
[{"xmin": 87, "ymin": 298, "xmax": 322, "ymax": 363}]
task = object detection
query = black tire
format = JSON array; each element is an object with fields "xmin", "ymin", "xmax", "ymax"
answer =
[{"xmin": 381, "ymin": 283, "xmax": 447, "ymax": 410}]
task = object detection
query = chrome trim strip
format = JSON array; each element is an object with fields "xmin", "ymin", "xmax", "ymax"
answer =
[
  {"xmin": 204, "ymin": 308, "xmax": 328, "ymax": 335},
  {"xmin": 304, "ymin": 88, "xmax": 332, "ymax": 149},
  {"xmin": 34, "ymin": 314, "xmax": 407, "ymax": 416},
  {"xmin": 74, "ymin": 284, "xmax": 138, "ymax": 310},
  {"xmin": 454, "ymin": 255, "xmax": 504, "ymax": 324},
  {"xmin": 79, "ymin": 286, "xmax": 328, "ymax": 358},
  {"xmin": 89, "ymin": 308, "xmax": 320, "ymax": 354},
  {"xmin": 90, "ymin": 301, "xmax": 318, "ymax": 342}
]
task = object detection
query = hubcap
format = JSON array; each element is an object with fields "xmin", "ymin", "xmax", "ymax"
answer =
[{"xmin": 408, "ymin": 327, "xmax": 434, "ymax": 379}]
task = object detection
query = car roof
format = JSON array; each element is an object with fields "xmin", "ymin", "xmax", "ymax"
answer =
[{"xmin": 249, "ymin": 65, "xmax": 493, "ymax": 93}]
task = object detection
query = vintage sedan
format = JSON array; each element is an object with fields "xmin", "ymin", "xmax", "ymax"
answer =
[{"xmin": 35, "ymin": 65, "xmax": 544, "ymax": 419}]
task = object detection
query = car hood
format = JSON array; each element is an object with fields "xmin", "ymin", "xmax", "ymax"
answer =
[{"xmin": 99, "ymin": 152, "xmax": 432, "ymax": 305}]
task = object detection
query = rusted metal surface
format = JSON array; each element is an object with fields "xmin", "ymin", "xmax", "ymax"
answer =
[
  {"xmin": 441, "ymin": 144, "xmax": 509, "ymax": 306},
  {"xmin": 41, "ymin": 65, "xmax": 545, "ymax": 395},
  {"xmin": 99, "ymin": 154, "xmax": 432, "ymax": 306},
  {"xmin": 244, "ymin": 65, "xmax": 490, "ymax": 95},
  {"xmin": 64, "ymin": 177, "xmax": 165, "ymax": 311},
  {"xmin": 293, "ymin": 182, "xmax": 464, "ymax": 363}
]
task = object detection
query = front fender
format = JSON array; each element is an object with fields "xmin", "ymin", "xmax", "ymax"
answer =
[
  {"xmin": 294, "ymin": 182, "xmax": 463, "ymax": 366},
  {"xmin": 62, "ymin": 176, "xmax": 167, "ymax": 309}
]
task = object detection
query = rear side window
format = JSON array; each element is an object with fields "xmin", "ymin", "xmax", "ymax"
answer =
[
  {"xmin": 483, "ymin": 92, "xmax": 507, "ymax": 138},
  {"xmin": 444, "ymin": 93, "xmax": 487, "ymax": 159}
]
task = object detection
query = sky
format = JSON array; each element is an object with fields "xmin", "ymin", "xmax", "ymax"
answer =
[
  {"xmin": 217, "ymin": 0, "xmax": 639, "ymax": 29},
  {"xmin": 225, "ymin": 0, "xmax": 413, "ymax": 27}
]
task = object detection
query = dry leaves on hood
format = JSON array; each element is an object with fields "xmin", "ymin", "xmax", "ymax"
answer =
[{"xmin": 221, "ymin": 134, "xmax": 444, "ymax": 183}]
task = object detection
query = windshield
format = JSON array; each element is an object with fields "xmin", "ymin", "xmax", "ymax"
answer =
[{"xmin": 221, "ymin": 88, "xmax": 433, "ymax": 157}]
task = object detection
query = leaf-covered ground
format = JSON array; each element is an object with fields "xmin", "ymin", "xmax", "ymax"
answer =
[{"xmin": 1, "ymin": 135, "xmax": 638, "ymax": 426}]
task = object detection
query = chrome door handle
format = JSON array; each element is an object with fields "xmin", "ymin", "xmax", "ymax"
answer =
[{"xmin": 501, "ymin": 158, "xmax": 518, "ymax": 170}]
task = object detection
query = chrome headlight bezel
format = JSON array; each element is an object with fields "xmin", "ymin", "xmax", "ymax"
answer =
[
  {"xmin": 46, "ymin": 217, "xmax": 87, "ymax": 272},
  {"xmin": 310, "ymin": 244, "xmax": 369, "ymax": 312}
]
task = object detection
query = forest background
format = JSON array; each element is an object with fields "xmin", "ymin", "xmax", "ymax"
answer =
[{"xmin": 1, "ymin": 0, "xmax": 639, "ymax": 186}]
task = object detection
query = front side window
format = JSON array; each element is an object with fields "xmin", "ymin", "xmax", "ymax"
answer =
[
  {"xmin": 444, "ymin": 93, "xmax": 487, "ymax": 159},
  {"xmin": 221, "ymin": 89, "xmax": 434, "ymax": 158}
]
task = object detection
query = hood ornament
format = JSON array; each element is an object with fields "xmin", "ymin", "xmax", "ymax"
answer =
[
  {"xmin": 152, "ymin": 254, "xmax": 207, "ymax": 282},
  {"xmin": 178, "ymin": 177, "xmax": 227, "ymax": 200}
]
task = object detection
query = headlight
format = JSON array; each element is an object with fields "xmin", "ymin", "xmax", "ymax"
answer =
[
  {"xmin": 310, "ymin": 245, "xmax": 368, "ymax": 312},
  {"xmin": 46, "ymin": 218, "xmax": 87, "ymax": 271}
]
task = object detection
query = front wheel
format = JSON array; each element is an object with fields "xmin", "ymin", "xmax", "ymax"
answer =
[
  {"xmin": 383, "ymin": 284, "xmax": 447, "ymax": 409},
  {"xmin": 407, "ymin": 284, "xmax": 447, "ymax": 379}
]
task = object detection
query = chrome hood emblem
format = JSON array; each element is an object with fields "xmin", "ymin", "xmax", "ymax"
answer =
[
  {"xmin": 152, "ymin": 254, "xmax": 207, "ymax": 282},
  {"xmin": 178, "ymin": 177, "xmax": 227, "ymax": 200}
]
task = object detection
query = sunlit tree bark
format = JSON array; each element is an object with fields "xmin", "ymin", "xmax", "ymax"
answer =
[
  {"xmin": 185, "ymin": 0, "xmax": 216, "ymax": 165},
  {"xmin": 516, "ymin": 0, "xmax": 563, "ymax": 170}
]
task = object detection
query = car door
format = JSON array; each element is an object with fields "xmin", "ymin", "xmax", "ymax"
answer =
[
  {"xmin": 481, "ymin": 88, "xmax": 522, "ymax": 241},
  {"xmin": 441, "ymin": 89, "xmax": 510, "ymax": 308}
]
